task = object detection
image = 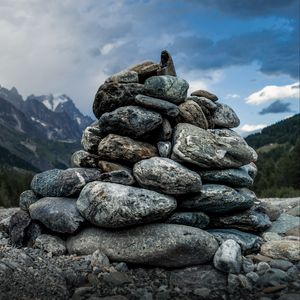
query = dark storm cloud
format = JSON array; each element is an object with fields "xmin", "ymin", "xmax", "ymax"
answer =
[{"xmin": 259, "ymin": 100, "xmax": 292, "ymax": 114}]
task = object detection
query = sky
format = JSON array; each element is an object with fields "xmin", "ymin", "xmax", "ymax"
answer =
[{"xmin": 0, "ymin": 0, "xmax": 299, "ymax": 134}]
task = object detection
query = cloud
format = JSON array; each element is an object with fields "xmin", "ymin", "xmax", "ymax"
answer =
[
  {"xmin": 246, "ymin": 82, "xmax": 299, "ymax": 105},
  {"xmin": 259, "ymin": 100, "xmax": 292, "ymax": 115},
  {"xmin": 240, "ymin": 124, "xmax": 267, "ymax": 132},
  {"xmin": 225, "ymin": 93, "xmax": 240, "ymax": 99}
]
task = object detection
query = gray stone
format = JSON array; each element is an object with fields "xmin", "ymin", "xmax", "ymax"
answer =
[
  {"xmin": 105, "ymin": 70, "xmax": 138, "ymax": 83},
  {"xmin": 270, "ymin": 259, "xmax": 294, "ymax": 271},
  {"xmin": 98, "ymin": 134, "xmax": 157, "ymax": 164},
  {"xmin": 93, "ymin": 82, "xmax": 145, "ymax": 118},
  {"xmin": 9, "ymin": 210, "xmax": 31, "ymax": 247},
  {"xmin": 262, "ymin": 232, "xmax": 282, "ymax": 241},
  {"xmin": 212, "ymin": 103, "xmax": 240, "ymax": 128},
  {"xmin": 157, "ymin": 141, "xmax": 172, "ymax": 158},
  {"xmin": 186, "ymin": 96, "xmax": 218, "ymax": 112},
  {"xmin": 19, "ymin": 190, "xmax": 39, "ymax": 211},
  {"xmin": 67, "ymin": 224, "xmax": 219, "ymax": 267},
  {"xmin": 213, "ymin": 239, "xmax": 242, "ymax": 273},
  {"xmin": 133, "ymin": 157, "xmax": 202, "ymax": 195},
  {"xmin": 267, "ymin": 213, "xmax": 300, "ymax": 234},
  {"xmin": 35, "ymin": 234, "xmax": 66, "ymax": 256},
  {"xmin": 76, "ymin": 182, "xmax": 177, "ymax": 228},
  {"xmin": 135, "ymin": 94, "xmax": 179, "ymax": 117},
  {"xmin": 90, "ymin": 250, "xmax": 110, "ymax": 269},
  {"xmin": 207, "ymin": 228, "xmax": 263, "ymax": 254},
  {"xmin": 114, "ymin": 262, "xmax": 128, "ymax": 272},
  {"xmin": 31, "ymin": 168, "xmax": 102, "ymax": 197},
  {"xmin": 227, "ymin": 274, "xmax": 252, "ymax": 295},
  {"xmin": 242, "ymin": 257, "xmax": 255, "ymax": 273},
  {"xmin": 98, "ymin": 161, "xmax": 131, "ymax": 173},
  {"xmin": 99, "ymin": 170, "xmax": 135, "ymax": 185},
  {"xmin": 171, "ymin": 123, "xmax": 257, "ymax": 169},
  {"xmin": 81, "ymin": 123, "xmax": 104, "ymax": 154},
  {"xmin": 209, "ymin": 207, "xmax": 271, "ymax": 233},
  {"xmin": 179, "ymin": 185, "xmax": 255, "ymax": 214},
  {"xmin": 246, "ymin": 272, "xmax": 259, "ymax": 284},
  {"xmin": 71, "ymin": 150, "xmax": 100, "ymax": 168},
  {"xmin": 177, "ymin": 100, "xmax": 208, "ymax": 129},
  {"xmin": 256, "ymin": 262, "xmax": 271, "ymax": 275},
  {"xmin": 199, "ymin": 167, "xmax": 254, "ymax": 187},
  {"xmin": 98, "ymin": 106, "xmax": 163, "ymax": 138},
  {"xmin": 278, "ymin": 294, "xmax": 300, "ymax": 300},
  {"xmin": 29, "ymin": 197, "xmax": 84, "ymax": 234},
  {"xmin": 165, "ymin": 212, "xmax": 209, "ymax": 229},
  {"xmin": 144, "ymin": 75, "xmax": 189, "ymax": 104},
  {"xmin": 261, "ymin": 202, "xmax": 281, "ymax": 221},
  {"xmin": 129, "ymin": 61, "xmax": 160, "ymax": 83},
  {"xmin": 191, "ymin": 89, "xmax": 218, "ymax": 101},
  {"xmin": 258, "ymin": 268, "xmax": 290, "ymax": 287},
  {"xmin": 241, "ymin": 162, "xmax": 258, "ymax": 179}
]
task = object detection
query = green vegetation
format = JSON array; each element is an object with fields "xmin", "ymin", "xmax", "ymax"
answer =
[{"xmin": 246, "ymin": 114, "xmax": 300, "ymax": 198}]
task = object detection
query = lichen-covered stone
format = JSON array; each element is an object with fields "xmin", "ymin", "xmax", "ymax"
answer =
[
  {"xmin": 29, "ymin": 197, "xmax": 84, "ymax": 234},
  {"xmin": 99, "ymin": 170, "xmax": 135, "ymax": 185},
  {"xmin": 67, "ymin": 224, "xmax": 218, "ymax": 267},
  {"xmin": 133, "ymin": 157, "xmax": 202, "ymax": 195},
  {"xmin": 191, "ymin": 90, "xmax": 218, "ymax": 101},
  {"xmin": 71, "ymin": 150, "xmax": 100, "ymax": 168},
  {"xmin": 76, "ymin": 182, "xmax": 177, "ymax": 228},
  {"xmin": 81, "ymin": 123, "xmax": 104, "ymax": 154},
  {"xmin": 166, "ymin": 212, "xmax": 209, "ymax": 229},
  {"xmin": 19, "ymin": 190, "xmax": 39, "ymax": 211},
  {"xmin": 157, "ymin": 141, "xmax": 172, "ymax": 158},
  {"xmin": 98, "ymin": 134, "xmax": 157, "ymax": 164},
  {"xmin": 212, "ymin": 103, "xmax": 240, "ymax": 128},
  {"xmin": 105, "ymin": 70, "xmax": 139, "ymax": 83},
  {"xmin": 98, "ymin": 161, "xmax": 131, "ymax": 173}
]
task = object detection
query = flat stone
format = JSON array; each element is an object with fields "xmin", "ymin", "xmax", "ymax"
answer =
[
  {"xmin": 247, "ymin": 253, "xmax": 272, "ymax": 263},
  {"xmin": 144, "ymin": 75, "xmax": 189, "ymax": 104},
  {"xmin": 81, "ymin": 123, "xmax": 104, "ymax": 154},
  {"xmin": 93, "ymin": 82, "xmax": 145, "ymax": 119},
  {"xmin": 262, "ymin": 232, "xmax": 282, "ymax": 241},
  {"xmin": 179, "ymin": 185, "xmax": 255, "ymax": 214},
  {"xmin": 207, "ymin": 228, "xmax": 263, "ymax": 254},
  {"xmin": 99, "ymin": 170, "xmax": 135, "ymax": 185},
  {"xmin": 213, "ymin": 239, "xmax": 242, "ymax": 273},
  {"xmin": 67, "ymin": 224, "xmax": 219, "ymax": 268},
  {"xmin": 98, "ymin": 106, "xmax": 163, "ymax": 138},
  {"xmin": 19, "ymin": 190, "xmax": 39, "ymax": 211},
  {"xmin": 105, "ymin": 70, "xmax": 138, "ymax": 83},
  {"xmin": 267, "ymin": 213, "xmax": 300, "ymax": 235},
  {"xmin": 135, "ymin": 94, "xmax": 179, "ymax": 117},
  {"xmin": 76, "ymin": 182, "xmax": 177, "ymax": 228},
  {"xmin": 157, "ymin": 141, "xmax": 172, "ymax": 158},
  {"xmin": 98, "ymin": 134, "xmax": 157, "ymax": 164},
  {"xmin": 260, "ymin": 240, "xmax": 300, "ymax": 261},
  {"xmin": 129, "ymin": 61, "xmax": 160, "ymax": 83},
  {"xmin": 262, "ymin": 284, "xmax": 287, "ymax": 294},
  {"xmin": 31, "ymin": 168, "xmax": 102, "ymax": 197},
  {"xmin": 165, "ymin": 212, "xmax": 209, "ymax": 229},
  {"xmin": 171, "ymin": 123, "xmax": 257, "ymax": 169},
  {"xmin": 71, "ymin": 150, "xmax": 100, "ymax": 168},
  {"xmin": 177, "ymin": 100, "xmax": 208, "ymax": 129},
  {"xmin": 191, "ymin": 90, "xmax": 218, "ymax": 101},
  {"xmin": 209, "ymin": 207, "xmax": 271, "ymax": 233},
  {"xmin": 133, "ymin": 157, "xmax": 202, "ymax": 195},
  {"xmin": 35, "ymin": 234, "xmax": 66, "ymax": 256},
  {"xmin": 212, "ymin": 103, "xmax": 240, "ymax": 128},
  {"xmin": 157, "ymin": 50, "xmax": 177, "ymax": 76},
  {"xmin": 199, "ymin": 167, "xmax": 254, "ymax": 187},
  {"xmin": 29, "ymin": 197, "xmax": 84, "ymax": 234},
  {"xmin": 98, "ymin": 161, "xmax": 130, "ymax": 173},
  {"xmin": 270, "ymin": 259, "xmax": 294, "ymax": 271},
  {"xmin": 258, "ymin": 268, "xmax": 290, "ymax": 287}
]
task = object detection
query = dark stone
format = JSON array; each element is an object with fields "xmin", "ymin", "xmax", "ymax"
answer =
[
  {"xmin": 67, "ymin": 224, "xmax": 218, "ymax": 267},
  {"xmin": 99, "ymin": 170, "xmax": 135, "ymax": 185},
  {"xmin": 144, "ymin": 75, "xmax": 189, "ymax": 104},
  {"xmin": 71, "ymin": 150, "xmax": 100, "ymax": 168},
  {"xmin": 129, "ymin": 61, "xmax": 160, "ymax": 83},
  {"xmin": 207, "ymin": 228, "xmax": 263, "ymax": 254},
  {"xmin": 19, "ymin": 190, "xmax": 39, "ymax": 211},
  {"xmin": 93, "ymin": 82, "xmax": 145, "ymax": 119},
  {"xmin": 258, "ymin": 268, "xmax": 291, "ymax": 287},
  {"xmin": 98, "ymin": 106, "xmax": 162, "ymax": 138},
  {"xmin": 81, "ymin": 123, "xmax": 104, "ymax": 154},
  {"xmin": 171, "ymin": 123, "xmax": 257, "ymax": 169},
  {"xmin": 29, "ymin": 197, "xmax": 84, "ymax": 234},
  {"xmin": 157, "ymin": 141, "xmax": 172, "ymax": 158},
  {"xmin": 98, "ymin": 134, "xmax": 157, "ymax": 164},
  {"xmin": 157, "ymin": 50, "xmax": 177, "ymax": 76},
  {"xmin": 9, "ymin": 210, "xmax": 31, "ymax": 247},
  {"xmin": 31, "ymin": 168, "xmax": 102, "ymax": 197},
  {"xmin": 191, "ymin": 90, "xmax": 218, "ymax": 101},
  {"xmin": 76, "ymin": 182, "xmax": 176, "ymax": 228},
  {"xmin": 154, "ymin": 118, "xmax": 172, "ymax": 141},
  {"xmin": 166, "ymin": 212, "xmax": 209, "ymax": 229},
  {"xmin": 179, "ymin": 185, "xmax": 255, "ymax": 214},
  {"xmin": 135, "ymin": 94, "xmax": 179, "ymax": 117},
  {"xmin": 133, "ymin": 157, "xmax": 202, "ymax": 195},
  {"xmin": 212, "ymin": 103, "xmax": 240, "ymax": 128},
  {"xmin": 98, "ymin": 161, "xmax": 131, "ymax": 173}
]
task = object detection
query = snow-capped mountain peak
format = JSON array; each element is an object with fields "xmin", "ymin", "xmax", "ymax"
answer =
[{"xmin": 40, "ymin": 94, "xmax": 70, "ymax": 111}]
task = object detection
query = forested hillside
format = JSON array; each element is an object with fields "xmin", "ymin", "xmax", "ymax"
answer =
[{"xmin": 246, "ymin": 114, "xmax": 300, "ymax": 197}]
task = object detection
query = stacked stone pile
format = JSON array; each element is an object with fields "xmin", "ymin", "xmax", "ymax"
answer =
[{"xmin": 13, "ymin": 50, "xmax": 273, "ymax": 269}]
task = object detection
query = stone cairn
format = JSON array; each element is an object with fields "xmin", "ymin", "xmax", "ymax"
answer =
[{"xmin": 13, "ymin": 50, "xmax": 272, "ymax": 272}]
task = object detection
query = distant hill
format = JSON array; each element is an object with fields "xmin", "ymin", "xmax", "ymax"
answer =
[{"xmin": 245, "ymin": 114, "xmax": 300, "ymax": 197}]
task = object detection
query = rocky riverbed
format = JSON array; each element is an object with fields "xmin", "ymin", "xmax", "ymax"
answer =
[{"xmin": 0, "ymin": 197, "xmax": 299, "ymax": 300}]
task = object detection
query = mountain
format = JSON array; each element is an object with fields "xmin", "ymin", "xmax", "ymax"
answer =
[{"xmin": 245, "ymin": 114, "xmax": 300, "ymax": 198}]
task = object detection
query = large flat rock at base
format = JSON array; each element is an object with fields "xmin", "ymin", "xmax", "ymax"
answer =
[
  {"xmin": 76, "ymin": 182, "xmax": 177, "ymax": 228},
  {"xmin": 29, "ymin": 197, "xmax": 84, "ymax": 234},
  {"xmin": 66, "ymin": 224, "xmax": 219, "ymax": 268},
  {"xmin": 31, "ymin": 168, "xmax": 102, "ymax": 197},
  {"xmin": 133, "ymin": 157, "xmax": 202, "ymax": 195},
  {"xmin": 179, "ymin": 185, "xmax": 255, "ymax": 214},
  {"xmin": 171, "ymin": 123, "xmax": 257, "ymax": 169}
]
